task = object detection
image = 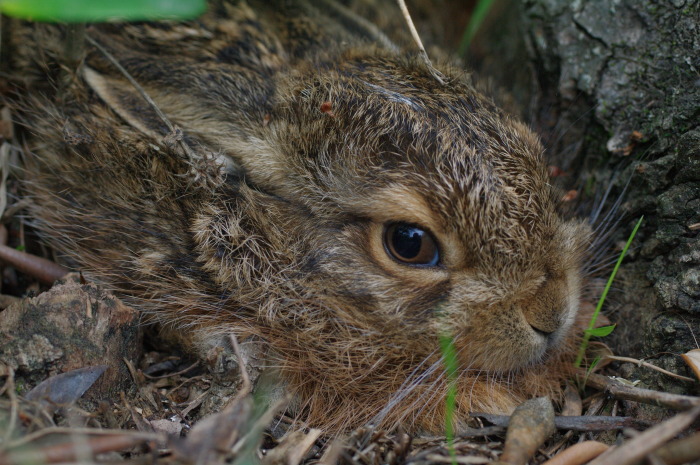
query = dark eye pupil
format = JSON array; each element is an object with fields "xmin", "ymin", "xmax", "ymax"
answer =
[
  {"xmin": 383, "ymin": 222, "xmax": 440, "ymax": 266},
  {"xmin": 392, "ymin": 225, "xmax": 424, "ymax": 259}
]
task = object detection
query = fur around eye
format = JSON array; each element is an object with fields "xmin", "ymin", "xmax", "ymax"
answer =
[{"xmin": 383, "ymin": 223, "xmax": 440, "ymax": 266}]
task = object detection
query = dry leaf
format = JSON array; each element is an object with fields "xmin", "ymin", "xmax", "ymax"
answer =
[{"xmin": 680, "ymin": 348, "xmax": 700, "ymax": 381}]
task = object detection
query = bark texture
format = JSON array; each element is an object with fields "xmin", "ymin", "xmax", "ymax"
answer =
[{"xmin": 517, "ymin": 0, "xmax": 699, "ymax": 397}]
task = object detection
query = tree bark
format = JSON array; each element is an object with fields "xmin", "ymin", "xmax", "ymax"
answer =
[{"xmin": 514, "ymin": 0, "xmax": 700, "ymax": 401}]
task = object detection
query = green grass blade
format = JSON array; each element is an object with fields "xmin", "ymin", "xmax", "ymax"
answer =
[
  {"xmin": 575, "ymin": 216, "xmax": 644, "ymax": 368},
  {"xmin": 439, "ymin": 334, "xmax": 459, "ymax": 464},
  {"xmin": 0, "ymin": 0, "xmax": 206, "ymax": 22},
  {"xmin": 457, "ymin": 0, "xmax": 497, "ymax": 56}
]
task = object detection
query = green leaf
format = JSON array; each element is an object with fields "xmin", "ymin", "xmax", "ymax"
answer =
[
  {"xmin": 585, "ymin": 324, "xmax": 617, "ymax": 338},
  {"xmin": 0, "ymin": 0, "xmax": 206, "ymax": 22}
]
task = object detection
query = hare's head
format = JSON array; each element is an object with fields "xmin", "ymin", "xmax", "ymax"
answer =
[
  {"xmin": 228, "ymin": 50, "xmax": 589, "ymax": 371},
  {"xmin": 193, "ymin": 51, "xmax": 593, "ymax": 430}
]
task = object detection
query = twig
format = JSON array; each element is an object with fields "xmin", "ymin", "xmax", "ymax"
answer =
[
  {"xmin": 471, "ymin": 413, "xmax": 651, "ymax": 432},
  {"xmin": 395, "ymin": 0, "xmax": 446, "ymax": 85},
  {"xmin": 142, "ymin": 360, "xmax": 199, "ymax": 380},
  {"xmin": 3, "ymin": 426, "xmax": 161, "ymax": 450},
  {"xmin": 602, "ymin": 355, "xmax": 694, "ymax": 382},
  {"xmin": 0, "ymin": 229, "xmax": 68, "ymax": 284},
  {"xmin": 228, "ymin": 333, "xmax": 251, "ymax": 397},
  {"xmin": 178, "ymin": 387, "xmax": 211, "ymax": 419},
  {"xmin": 119, "ymin": 391, "xmax": 153, "ymax": 433},
  {"xmin": 0, "ymin": 434, "xmax": 150, "ymax": 465},
  {"xmin": 585, "ymin": 373, "xmax": 700, "ymax": 410},
  {"xmin": 587, "ymin": 406, "xmax": 700, "ymax": 465}
]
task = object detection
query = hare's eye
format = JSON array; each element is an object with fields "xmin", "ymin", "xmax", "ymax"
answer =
[{"xmin": 383, "ymin": 223, "xmax": 440, "ymax": 266}]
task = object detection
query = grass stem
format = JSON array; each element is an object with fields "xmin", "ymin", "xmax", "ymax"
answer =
[{"xmin": 575, "ymin": 216, "xmax": 644, "ymax": 368}]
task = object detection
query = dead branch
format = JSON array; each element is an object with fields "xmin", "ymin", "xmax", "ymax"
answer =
[
  {"xmin": 471, "ymin": 413, "xmax": 651, "ymax": 432},
  {"xmin": 585, "ymin": 373, "xmax": 700, "ymax": 410}
]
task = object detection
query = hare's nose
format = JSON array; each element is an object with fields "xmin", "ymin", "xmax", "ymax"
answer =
[{"xmin": 529, "ymin": 323, "xmax": 555, "ymax": 338}]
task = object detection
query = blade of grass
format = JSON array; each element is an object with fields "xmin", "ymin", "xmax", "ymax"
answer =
[
  {"xmin": 439, "ymin": 334, "xmax": 459, "ymax": 464},
  {"xmin": 457, "ymin": 0, "xmax": 497, "ymax": 57},
  {"xmin": 575, "ymin": 216, "xmax": 644, "ymax": 368}
]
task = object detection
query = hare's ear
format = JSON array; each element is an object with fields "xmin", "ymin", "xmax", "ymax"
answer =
[{"xmin": 83, "ymin": 66, "xmax": 167, "ymax": 139}]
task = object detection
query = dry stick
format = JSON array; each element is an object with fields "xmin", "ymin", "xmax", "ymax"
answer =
[
  {"xmin": 395, "ymin": 0, "xmax": 446, "ymax": 85},
  {"xmin": 0, "ymin": 243, "xmax": 68, "ymax": 285},
  {"xmin": 585, "ymin": 372, "xmax": 700, "ymax": 410},
  {"xmin": 228, "ymin": 333, "xmax": 251, "ymax": 397},
  {"xmin": 261, "ymin": 428, "xmax": 322, "ymax": 465},
  {"xmin": 471, "ymin": 413, "xmax": 651, "ymax": 432},
  {"xmin": 602, "ymin": 355, "xmax": 694, "ymax": 382},
  {"xmin": 142, "ymin": 360, "xmax": 200, "ymax": 380},
  {"xmin": 84, "ymin": 35, "xmax": 199, "ymax": 164},
  {"xmin": 541, "ymin": 441, "xmax": 610, "ymax": 465},
  {"xmin": 3, "ymin": 427, "xmax": 161, "ymax": 451},
  {"xmin": 587, "ymin": 405, "xmax": 700, "ymax": 465},
  {"xmin": 0, "ymin": 434, "xmax": 149, "ymax": 465}
]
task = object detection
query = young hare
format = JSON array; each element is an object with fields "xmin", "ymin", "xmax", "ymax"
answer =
[{"xmin": 10, "ymin": 0, "xmax": 591, "ymax": 432}]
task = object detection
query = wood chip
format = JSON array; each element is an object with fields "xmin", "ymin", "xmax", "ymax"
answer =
[
  {"xmin": 680, "ymin": 348, "xmax": 700, "ymax": 381},
  {"xmin": 493, "ymin": 397, "xmax": 556, "ymax": 465},
  {"xmin": 561, "ymin": 384, "xmax": 583, "ymax": 416},
  {"xmin": 541, "ymin": 441, "xmax": 609, "ymax": 465}
]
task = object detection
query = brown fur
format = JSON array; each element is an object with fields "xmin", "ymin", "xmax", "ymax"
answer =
[{"xmin": 7, "ymin": 0, "xmax": 591, "ymax": 433}]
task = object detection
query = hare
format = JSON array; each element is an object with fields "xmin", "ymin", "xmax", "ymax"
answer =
[{"xmin": 8, "ymin": 0, "xmax": 591, "ymax": 432}]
